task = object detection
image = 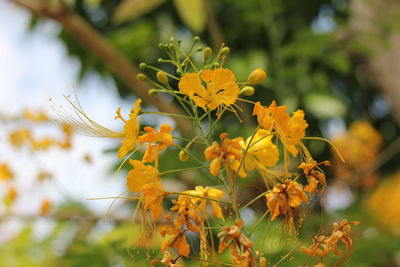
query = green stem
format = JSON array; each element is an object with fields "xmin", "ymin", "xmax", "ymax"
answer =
[
  {"xmin": 160, "ymin": 166, "xmax": 203, "ymax": 176},
  {"xmin": 141, "ymin": 111, "xmax": 194, "ymax": 120},
  {"xmin": 168, "ymin": 192, "xmax": 230, "ymax": 205}
]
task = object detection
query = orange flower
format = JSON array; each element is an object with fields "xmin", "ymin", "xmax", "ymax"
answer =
[
  {"xmin": 138, "ymin": 124, "xmax": 174, "ymax": 163},
  {"xmin": 253, "ymin": 101, "xmax": 308, "ymax": 156},
  {"xmin": 302, "ymin": 220, "xmax": 360, "ymax": 264},
  {"xmin": 167, "ymin": 196, "xmax": 202, "ymax": 233},
  {"xmin": 115, "ymin": 99, "xmax": 142, "ymax": 158},
  {"xmin": 178, "ymin": 68, "xmax": 239, "ymax": 113},
  {"xmin": 299, "ymin": 160, "xmax": 330, "ymax": 193},
  {"xmin": 141, "ymin": 182, "xmax": 165, "ymax": 220},
  {"xmin": 204, "ymin": 133, "xmax": 244, "ymax": 177},
  {"xmin": 265, "ymin": 180, "xmax": 308, "ymax": 221},
  {"xmin": 0, "ymin": 163, "xmax": 13, "ymax": 181},
  {"xmin": 181, "ymin": 186, "xmax": 225, "ymax": 219},
  {"xmin": 160, "ymin": 224, "xmax": 190, "ymax": 257},
  {"xmin": 126, "ymin": 160, "xmax": 158, "ymax": 192},
  {"xmin": 218, "ymin": 219, "xmax": 253, "ymax": 262}
]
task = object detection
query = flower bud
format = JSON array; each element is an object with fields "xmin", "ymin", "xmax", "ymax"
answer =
[
  {"xmin": 156, "ymin": 71, "xmax": 169, "ymax": 85},
  {"xmin": 148, "ymin": 89, "xmax": 158, "ymax": 95},
  {"xmin": 193, "ymin": 36, "xmax": 200, "ymax": 42},
  {"xmin": 139, "ymin": 63, "xmax": 147, "ymax": 70},
  {"xmin": 179, "ymin": 150, "xmax": 189, "ymax": 162},
  {"xmin": 136, "ymin": 73, "xmax": 148, "ymax": 81},
  {"xmin": 239, "ymin": 86, "xmax": 255, "ymax": 96},
  {"xmin": 247, "ymin": 68, "xmax": 266, "ymax": 85},
  {"xmin": 204, "ymin": 47, "xmax": 212, "ymax": 61},
  {"xmin": 221, "ymin": 47, "xmax": 230, "ymax": 56}
]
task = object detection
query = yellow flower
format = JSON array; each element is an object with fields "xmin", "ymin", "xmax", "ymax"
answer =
[
  {"xmin": 31, "ymin": 137, "xmax": 55, "ymax": 150},
  {"xmin": 138, "ymin": 124, "xmax": 174, "ymax": 163},
  {"xmin": 115, "ymin": 99, "xmax": 142, "ymax": 158},
  {"xmin": 332, "ymin": 121, "xmax": 382, "ymax": 187},
  {"xmin": 126, "ymin": 160, "xmax": 158, "ymax": 192},
  {"xmin": 178, "ymin": 68, "xmax": 239, "ymax": 113},
  {"xmin": 368, "ymin": 172, "xmax": 400, "ymax": 235},
  {"xmin": 53, "ymin": 96, "xmax": 142, "ymax": 158},
  {"xmin": 141, "ymin": 182, "xmax": 165, "ymax": 220},
  {"xmin": 236, "ymin": 129, "xmax": 279, "ymax": 178},
  {"xmin": 265, "ymin": 180, "xmax": 308, "ymax": 222},
  {"xmin": 181, "ymin": 186, "xmax": 225, "ymax": 219},
  {"xmin": 0, "ymin": 163, "xmax": 13, "ymax": 181},
  {"xmin": 253, "ymin": 101, "xmax": 308, "ymax": 156}
]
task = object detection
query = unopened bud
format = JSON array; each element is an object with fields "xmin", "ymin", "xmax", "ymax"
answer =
[
  {"xmin": 139, "ymin": 63, "xmax": 147, "ymax": 70},
  {"xmin": 179, "ymin": 150, "xmax": 189, "ymax": 162},
  {"xmin": 193, "ymin": 36, "xmax": 200, "ymax": 42},
  {"xmin": 168, "ymin": 43, "xmax": 175, "ymax": 51},
  {"xmin": 136, "ymin": 73, "xmax": 148, "ymax": 81},
  {"xmin": 240, "ymin": 86, "xmax": 255, "ymax": 96},
  {"xmin": 221, "ymin": 47, "xmax": 230, "ymax": 56},
  {"xmin": 204, "ymin": 47, "xmax": 212, "ymax": 61},
  {"xmin": 148, "ymin": 89, "xmax": 158, "ymax": 95},
  {"xmin": 176, "ymin": 69, "xmax": 182, "ymax": 76},
  {"xmin": 156, "ymin": 71, "xmax": 169, "ymax": 85},
  {"xmin": 247, "ymin": 68, "xmax": 266, "ymax": 85},
  {"xmin": 213, "ymin": 62, "xmax": 220, "ymax": 68}
]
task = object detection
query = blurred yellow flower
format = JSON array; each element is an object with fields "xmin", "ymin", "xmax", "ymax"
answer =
[
  {"xmin": 39, "ymin": 198, "xmax": 52, "ymax": 216},
  {"xmin": 332, "ymin": 121, "xmax": 382, "ymax": 187},
  {"xmin": 368, "ymin": 172, "xmax": 400, "ymax": 235},
  {"xmin": 23, "ymin": 108, "xmax": 49, "ymax": 122},
  {"xmin": 0, "ymin": 163, "xmax": 13, "ymax": 181}
]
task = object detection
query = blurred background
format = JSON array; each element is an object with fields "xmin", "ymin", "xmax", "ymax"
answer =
[{"xmin": 0, "ymin": 0, "xmax": 399, "ymax": 266}]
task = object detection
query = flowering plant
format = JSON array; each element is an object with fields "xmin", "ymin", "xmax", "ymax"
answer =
[{"xmin": 56, "ymin": 37, "xmax": 359, "ymax": 267}]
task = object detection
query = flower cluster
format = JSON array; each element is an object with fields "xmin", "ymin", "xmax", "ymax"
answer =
[{"xmin": 58, "ymin": 37, "xmax": 359, "ymax": 267}]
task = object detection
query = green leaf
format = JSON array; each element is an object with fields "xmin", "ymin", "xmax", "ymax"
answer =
[
  {"xmin": 304, "ymin": 93, "xmax": 346, "ymax": 119},
  {"xmin": 113, "ymin": 0, "xmax": 166, "ymax": 24},
  {"xmin": 173, "ymin": 0, "xmax": 206, "ymax": 33}
]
